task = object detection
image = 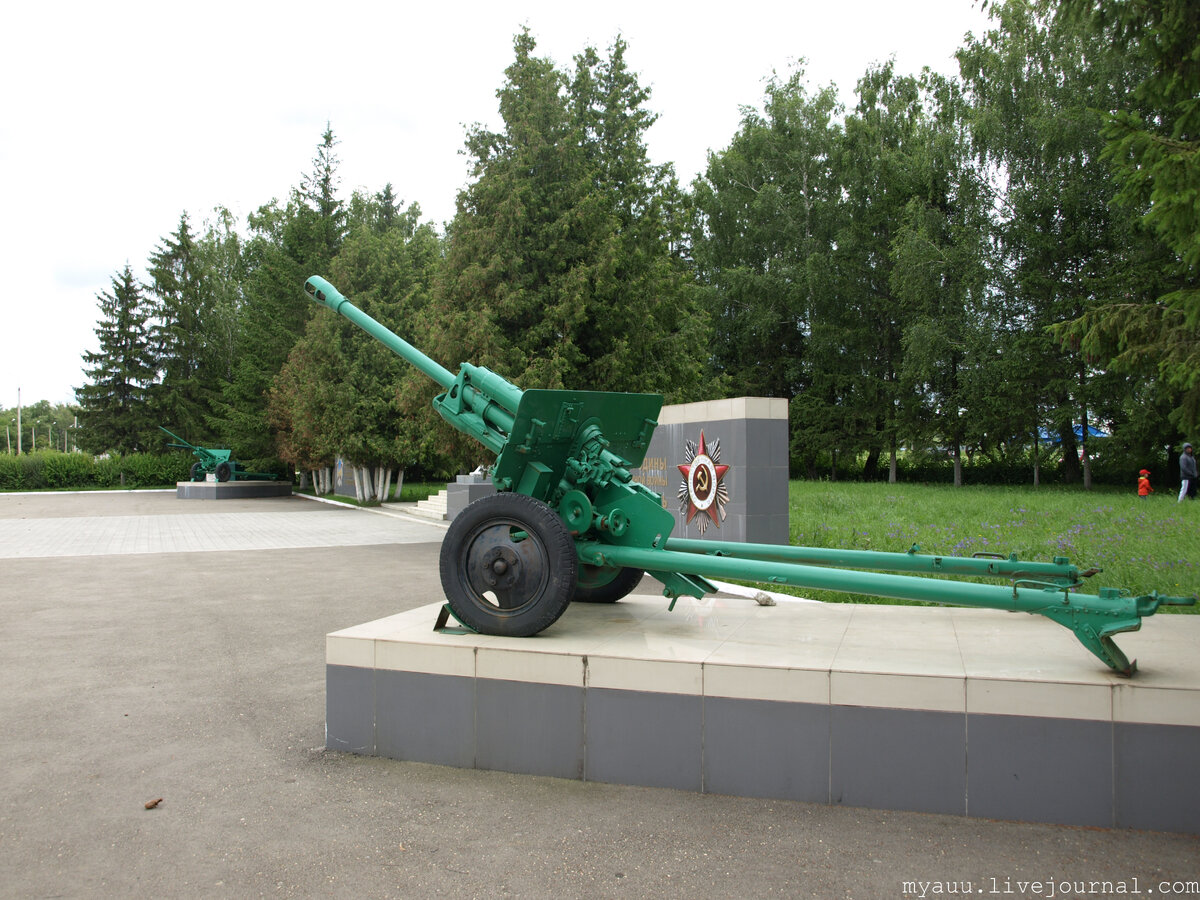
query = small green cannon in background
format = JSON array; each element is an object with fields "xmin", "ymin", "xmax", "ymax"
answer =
[
  {"xmin": 304, "ymin": 275, "xmax": 1196, "ymax": 674},
  {"xmin": 158, "ymin": 427, "xmax": 278, "ymax": 483}
]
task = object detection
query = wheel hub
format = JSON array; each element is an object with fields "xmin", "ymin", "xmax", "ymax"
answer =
[{"xmin": 481, "ymin": 546, "xmax": 521, "ymax": 588}]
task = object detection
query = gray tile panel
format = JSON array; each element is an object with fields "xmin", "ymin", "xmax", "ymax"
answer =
[
  {"xmin": 585, "ymin": 688, "xmax": 703, "ymax": 791},
  {"xmin": 476, "ymin": 679, "xmax": 585, "ymax": 779},
  {"xmin": 967, "ymin": 714, "xmax": 1114, "ymax": 827},
  {"xmin": 830, "ymin": 706, "xmax": 967, "ymax": 816},
  {"xmin": 703, "ymin": 697, "xmax": 830, "ymax": 802},
  {"xmin": 326, "ymin": 664, "xmax": 376, "ymax": 755},
  {"xmin": 1114, "ymin": 721, "xmax": 1200, "ymax": 833},
  {"xmin": 375, "ymin": 669, "xmax": 476, "ymax": 767}
]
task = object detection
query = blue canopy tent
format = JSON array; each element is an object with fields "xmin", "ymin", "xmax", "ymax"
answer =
[{"xmin": 1036, "ymin": 425, "xmax": 1109, "ymax": 444}]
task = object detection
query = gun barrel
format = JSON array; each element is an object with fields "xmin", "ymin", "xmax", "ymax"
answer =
[{"xmin": 304, "ymin": 276, "xmax": 456, "ymax": 390}]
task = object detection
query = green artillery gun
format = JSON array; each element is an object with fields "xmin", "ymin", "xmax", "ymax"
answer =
[
  {"xmin": 158, "ymin": 427, "xmax": 278, "ymax": 483},
  {"xmin": 304, "ymin": 275, "xmax": 1195, "ymax": 674}
]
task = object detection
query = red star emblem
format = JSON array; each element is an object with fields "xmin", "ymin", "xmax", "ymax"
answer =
[{"xmin": 677, "ymin": 431, "xmax": 730, "ymax": 532}]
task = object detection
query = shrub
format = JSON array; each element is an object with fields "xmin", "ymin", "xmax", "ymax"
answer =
[
  {"xmin": 40, "ymin": 451, "xmax": 97, "ymax": 488},
  {"xmin": 0, "ymin": 454, "xmax": 28, "ymax": 490},
  {"xmin": 0, "ymin": 451, "xmax": 191, "ymax": 490}
]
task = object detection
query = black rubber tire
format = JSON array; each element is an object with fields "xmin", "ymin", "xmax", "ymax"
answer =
[
  {"xmin": 190, "ymin": 462, "xmax": 204, "ymax": 482},
  {"xmin": 214, "ymin": 461, "xmax": 232, "ymax": 483},
  {"xmin": 439, "ymin": 493, "xmax": 578, "ymax": 636},
  {"xmin": 573, "ymin": 565, "xmax": 645, "ymax": 603}
]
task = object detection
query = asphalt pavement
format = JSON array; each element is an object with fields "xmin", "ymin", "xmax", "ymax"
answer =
[{"xmin": 1, "ymin": 490, "xmax": 1195, "ymax": 899}]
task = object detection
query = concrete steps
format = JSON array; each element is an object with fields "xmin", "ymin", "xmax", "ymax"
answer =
[{"xmin": 410, "ymin": 489, "xmax": 448, "ymax": 520}]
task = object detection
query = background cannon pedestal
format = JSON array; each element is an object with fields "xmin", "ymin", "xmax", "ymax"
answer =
[{"xmin": 176, "ymin": 480, "xmax": 292, "ymax": 499}]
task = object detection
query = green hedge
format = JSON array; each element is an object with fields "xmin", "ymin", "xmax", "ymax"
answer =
[{"xmin": 0, "ymin": 451, "xmax": 192, "ymax": 491}]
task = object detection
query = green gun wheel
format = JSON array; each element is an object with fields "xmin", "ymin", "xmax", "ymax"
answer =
[
  {"xmin": 440, "ymin": 493, "xmax": 577, "ymax": 636},
  {"xmin": 190, "ymin": 462, "xmax": 204, "ymax": 482},
  {"xmin": 573, "ymin": 565, "xmax": 644, "ymax": 603},
  {"xmin": 214, "ymin": 461, "xmax": 232, "ymax": 482}
]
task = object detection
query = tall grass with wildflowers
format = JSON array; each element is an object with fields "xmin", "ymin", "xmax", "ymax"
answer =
[{"xmin": 784, "ymin": 482, "xmax": 1200, "ymax": 610}]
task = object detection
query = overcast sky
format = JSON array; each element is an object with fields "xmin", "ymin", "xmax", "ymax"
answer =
[{"xmin": 0, "ymin": 0, "xmax": 991, "ymax": 409}]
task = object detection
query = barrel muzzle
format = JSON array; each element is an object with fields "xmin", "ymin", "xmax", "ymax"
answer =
[{"xmin": 304, "ymin": 276, "xmax": 345, "ymax": 313}]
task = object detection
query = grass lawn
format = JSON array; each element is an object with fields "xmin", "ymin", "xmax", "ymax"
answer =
[
  {"xmin": 784, "ymin": 481, "xmax": 1200, "ymax": 610},
  {"xmin": 296, "ymin": 481, "xmax": 444, "ymax": 505}
]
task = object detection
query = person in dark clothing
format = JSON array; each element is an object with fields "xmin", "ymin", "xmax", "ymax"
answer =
[{"xmin": 1180, "ymin": 443, "xmax": 1198, "ymax": 502}]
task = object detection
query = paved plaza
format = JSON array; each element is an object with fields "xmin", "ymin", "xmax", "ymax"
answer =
[{"xmin": 1, "ymin": 490, "xmax": 1195, "ymax": 898}]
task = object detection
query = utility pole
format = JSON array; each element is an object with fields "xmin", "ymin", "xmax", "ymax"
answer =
[{"xmin": 16, "ymin": 387, "xmax": 21, "ymax": 455}]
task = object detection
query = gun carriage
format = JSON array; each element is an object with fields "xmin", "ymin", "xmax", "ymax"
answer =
[
  {"xmin": 304, "ymin": 275, "xmax": 1195, "ymax": 674},
  {"xmin": 159, "ymin": 426, "xmax": 278, "ymax": 483}
]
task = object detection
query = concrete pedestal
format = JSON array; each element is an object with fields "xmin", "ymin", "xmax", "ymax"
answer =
[
  {"xmin": 631, "ymin": 397, "xmax": 789, "ymax": 544},
  {"xmin": 327, "ymin": 595, "xmax": 1200, "ymax": 834},
  {"xmin": 175, "ymin": 480, "xmax": 292, "ymax": 499},
  {"xmin": 446, "ymin": 474, "xmax": 496, "ymax": 520}
]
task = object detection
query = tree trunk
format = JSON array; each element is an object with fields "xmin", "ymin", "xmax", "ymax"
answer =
[
  {"xmin": 1033, "ymin": 435, "xmax": 1041, "ymax": 488},
  {"xmin": 953, "ymin": 446, "xmax": 963, "ymax": 488},
  {"xmin": 1081, "ymin": 409, "xmax": 1092, "ymax": 491},
  {"xmin": 393, "ymin": 468, "xmax": 405, "ymax": 501},
  {"xmin": 888, "ymin": 441, "xmax": 898, "ymax": 484},
  {"xmin": 1061, "ymin": 426, "xmax": 1081, "ymax": 484},
  {"xmin": 863, "ymin": 447, "xmax": 881, "ymax": 481}
]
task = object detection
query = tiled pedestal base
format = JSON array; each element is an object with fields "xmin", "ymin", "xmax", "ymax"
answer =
[
  {"xmin": 327, "ymin": 595, "xmax": 1200, "ymax": 834},
  {"xmin": 175, "ymin": 480, "xmax": 292, "ymax": 499}
]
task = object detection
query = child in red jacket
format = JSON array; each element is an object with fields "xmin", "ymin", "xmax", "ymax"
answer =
[{"xmin": 1138, "ymin": 468, "xmax": 1153, "ymax": 498}]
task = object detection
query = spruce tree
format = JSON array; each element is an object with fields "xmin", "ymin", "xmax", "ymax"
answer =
[
  {"xmin": 75, "ymin": 265, "xmax": 157, "ymax": 454},
  {"xmin": 216, "ymin": 126, "xmax": 348, "ymax": 459},
  {"xmin": 146, "ymin": 211, "xmax": 218, "ymax": 440},
  {"xmin": 433, "ymin": 28, "xmax": 709, "ymax": 433}
]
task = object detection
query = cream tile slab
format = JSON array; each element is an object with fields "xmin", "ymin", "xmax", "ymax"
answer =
[
  {"xmin": 584, "ymin": 594, "xmax": 755, "ymax": 658},
  {"xmin": 375, "ymin": 638, "xmax": 476, "ymax": 678},
  {"xmin": 585, "ymin": 618, "xmax": 732, "ymax": 666},
  {"xmin": 587, "ymin": 655, "xmax": 703, "ymax": 694},
  {"xmin": 657, "ymin": 399, "xmax": 710, "ymax": 425},
  {"xmin": 966, "ymin": 677, "xmax": 1112, "ymax": 721},
  {"xmin": 328, "ymin": 611, "xmax": 419, "ymax": 641},
  {"xmin": 705, "ymin": 603, "xmax": 853, "ymax": 671},
  {"xmin": 831, "ymin": 670, "xmax": 965, "ymax": 713},
  {"xmin": 950, "ymin": 607, "xmax": 1121, "ymax": 683},
  {"xmin": 704, "ymin": 662, "xmax": 829, "ymax": 704},
  {"xmin": 1104, "ymin": 615, "xmax": 1200, "ymax": 688},
  {"xmin": 832, "ymin": 605, "xmax": 965, "ymax": 677},
  {"xmin": 1113, "ymin": 685, "xmax": 1200, "ymax": 727},
  {"xmin": 706, "ymin": 398, "xmax": 734, "ymax": 421},
  {"xmin": 326, "ymin": 634, "xmax": 375, "ymax": 669},
  {"xmin": 727, "ymin": 396, "xmax": 789, "ymax": 420},
  {"xmin": 476, "ymin": 647, "xmax": 585, "ymax": 687}
]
